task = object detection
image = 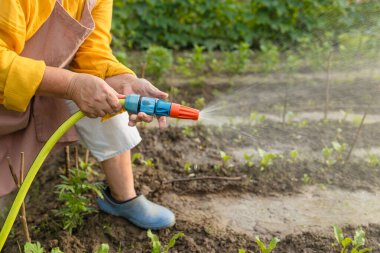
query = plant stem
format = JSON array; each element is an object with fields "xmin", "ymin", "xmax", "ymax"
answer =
[
  {"xmin": 65, "ymin": 145, "xmax": 70, "ymax": 177},
  {"xmin": 6, "ymin": 157, "xmax": 19, "ymax": 188},
  {"xmin": 324, "ymin": 52, "xmax": 333, "ymax": 121},
  {"xmin": 163, "ymin": 176, "xmax": 242, "ymax": 184},
  {"xmin": 345, "ymin": 95, "xmax": 375, "ymax": 162}
]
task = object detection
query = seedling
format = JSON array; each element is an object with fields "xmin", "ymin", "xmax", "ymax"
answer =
[
  {"xmin": 238, "ymin": 250, "xmax": 246, "ymax": 253},
  {"xmin": 24, "ymin": 242, "xmax": 63, "ymax": 253},
  {"xmin": 303, "ymin": 174, "xmax": 311, "ymax": 184},
  {"xmin": 223, "ymin": 42, "xmax": 251, "ymax": 74},
  {"xmin": 147, "ymin": 229, "xmax": 184, "ymax": 253},
  {"xmin": 249, "ymin": 112, "xmax": 266, "ymax": 125},
  {"xmin": 258, "ymin": 148, "xmax": 278, "ymax": 170},
  {"xmin": 255, "ymin": 236, "xmax": 280, "ymax": 253},
  {"xmin": 96, "ymin": 243, "xmax": 110, "ymax": 253},
  {"xmin": 367, "ymin": 153, "xmax": 380, "ymax": 168},
  {"xmin": 290, "ymin": 150, "xmax": 299, "ymax": 161},
  {"xmin": 184, "ymin": 162, "xmax": 192, "ymax": 174},
  {"xmin": 182, "ymin": 126, "xmax": 194, "ymax": 137},
  {"xmin": 333, "ymin": 225, "xmax": 372, "ymax": 253},
  {"xmin": 132, "ymin": 152, "xmax": 142, "ymax": 164},
  {"xmin": 194, "ymin": 97, "xmax": 206, "ymax": 110},
  {"xmin": 332, "ymin": 141, "xmax": 347, "ymax": 161},
  {"xmin": 322, "ymin": 141, "xmax": 347, "ymax": 166},
  {"xmin": 55, "ymin": 163, "xmax": 103, "ymax": 234},
  {"xmin": 144, "ymin": 159, "xmax": 155, "ymax": 168},
  {"xmin": 322, "ymin": 146, "xmax": 334, "ymax": 166},
  {"xmin": 191, "ymin": 45, "xmax": 206, "ymax": 73},
  {"xmin": 220, "ymin": 151, "xmax": 232, "ymax": 163},
  {"xmin": 244, "ymin": 153, "xmax": 254, "ymax": 168}
]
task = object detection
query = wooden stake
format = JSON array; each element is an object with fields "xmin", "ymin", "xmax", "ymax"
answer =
[
  {"xmin": 85, "ymin": 149, "xmax": 90, "ymax": 165},
  {"xmin": 7, "ymin": 154, "xmax": 31, "ymax": 243},
  {"xmin": 65, "ymin": 145, "xmax": 70, "ymax": 177},
  {"xmin": 19, "ymin": 152, "xmax": 31, "ymax": 243},
  {"xmin": 75, "ymin": 145, "xmax": 79, "ymax": 169},
  {"xmin": 345, "ymin": 95, "xmax": 375, "ymax": 162}
]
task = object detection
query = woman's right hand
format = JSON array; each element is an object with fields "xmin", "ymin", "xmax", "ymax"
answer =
[{"xmin": 67, "ymin": 73, "xmax": 125, "ymax": 118}]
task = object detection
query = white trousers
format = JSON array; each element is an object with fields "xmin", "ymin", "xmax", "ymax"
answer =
[{"xmin": 65, "ymin": 100, "xmax": 142, "ymax": 161}]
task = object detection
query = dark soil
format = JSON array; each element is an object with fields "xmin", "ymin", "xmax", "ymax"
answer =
[{"xmin": 2, "ymin": 73, "xmax": 380, "ymax": 252}]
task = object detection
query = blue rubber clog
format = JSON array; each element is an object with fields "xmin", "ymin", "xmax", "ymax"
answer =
[{"xmin": 97, "ymin": 190, "xmax": 175, "ymax": 230}]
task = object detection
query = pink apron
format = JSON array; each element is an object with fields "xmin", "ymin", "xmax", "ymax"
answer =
[{"xmin": 0, "ymin": 0, "xmax": 96, "ymax": 196}]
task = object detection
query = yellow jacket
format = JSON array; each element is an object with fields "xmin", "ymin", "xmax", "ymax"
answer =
[{"xmin": 0, "ymin": 0, "xmax": 134, "ymax": 112}]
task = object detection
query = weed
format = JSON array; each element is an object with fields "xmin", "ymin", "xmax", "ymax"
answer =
[
  {"xmin": 55, "ymin": 163, "xmax": 103, "ymax": 234},
  {"xmin": 333, "ymin": 225, "xmax": 372, "ymax": 253},
  {"xmin": 249, "ymin": 112, "xmax": 266, "ymax": 125},
  {"xmin": 145, "ymin": 46, "xmax": 173, "ymax": 80},
  {"xmin": 332, "ymin": 141, "xmax": 347, "ymax": 161},
  {"xmin": 147, "ymin": 229, "xmax": 184, "ymax": 253},
  {"xmin": 220, "ymin": 151, "xmax": 232, "ymax": 165},
  {"xmin": 255, "ymin": 236, "xmax": 280, "ymax": 253},
  {"xmin": 258, "ymin": 41, "xmax": 280, "ymax": 73},
  {"xmin": 132, "ymin": 152, "xmax": 142, "ymax": 164},
  {"xmin": 322, "ymin": 146, "xmax": 334, "ymax": 166},
  {"xmin": 322, "ymin": 141, "xmax": 347, "ymax": 166}
]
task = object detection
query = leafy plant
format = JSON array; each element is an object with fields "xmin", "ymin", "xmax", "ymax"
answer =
[
  {"xmin": 255, "ymin": 236, "xmax": 280, "ymax": 253},
  {"xmin": 332, "ymin": 141, "xmax": 347, "ymax": 161},
  {"xmin": 145, "ymin": 46, "xmax": 173, "ymax": 80},
  {"xmin": 183, "ymin": 162, "xmax": 192, "ymax": 174},
  {"xmin": 147, "ymin": 229, "xmax": 184, "ymax": 253},
  {"xmin": 367, "ymin": 153, "xmax": 380, "ymax": 168},
  {"xmin": 333, "ymin": 225, "xmax": 372, "ymax": 253},
  {"xmin": 194, "ymin": 97, "xmax": 206, "ymax": 110},
  {"xmin": 244, "ymin": 153, "xmax": 255, "ymax": 168},
  {"xmin": 223, "ymin": 42, "xmax": 251, "ymax": 74},
  {"xmin": 322, "ymin": 146, "xmax": 334, "ymax": 166},
  {"xmin": 322, "ymin": 141, "xmax": 347, "ymax": 166},
  {"xmin": 182, "ymin": 126, "xmax": 194, "ymax": 137},
  {"xmin": 24, "ymin": 242, "xmax": 44, "ymax": 253},
  {"xmin": 249, "ymin": 112, "xmax": 266, "ymax": 125},
  {"xmin": 258, "ymin": 148, "xmax": 278, "ymax": 170},
  {"xmin": 258, "ymin": 41, "xmax": 280, "ymax": 73},
  {"xmin": 96, "ymin": 243, "xmax": 110, "ymax": 253},
  {"xmin": 132, "ymin": 152, "xmax": 142, "ymax": 164},
  {"xmin": 55, "ymin": 164, "xmax": 103, "ymax": 234},
  {"xmin": 238, "ymin": 249, "xmax": 246, "ymax": 253},
  {"xmin": 303, "ymin": 174, "xmax": 311, "ymax": 184},
  {"xmin": 220, "ymin": 151, "xmax": 232, "ymax": 163},
  {"xmin": 144, "ymin": 159, "xmax": 155, "ymax": 168},
  {"xmin": 290, "ymin": 150, "xmax": 299, "ymax": 161},
  {"xmin": 191, "ymin": 45, "xmax": 206, "ymax": 73}
]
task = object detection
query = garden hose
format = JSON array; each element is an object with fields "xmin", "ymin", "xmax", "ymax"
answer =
[{"xmin": 0, "ymin": 96, "xmax": 199, "ymax": 250}]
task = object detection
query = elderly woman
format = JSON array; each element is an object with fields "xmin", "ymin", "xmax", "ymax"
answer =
[{"xmin": 0, "ymin": 0, "xmax": 175, "ymax": 230}]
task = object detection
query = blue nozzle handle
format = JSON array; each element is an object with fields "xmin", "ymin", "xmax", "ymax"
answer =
[{"xmin": 124, "ymin": 94, "xmax": 172, "ymax": 117}]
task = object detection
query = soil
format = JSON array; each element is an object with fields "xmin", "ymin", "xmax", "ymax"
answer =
[{"xmin": 2, "ymin": 69, "xmax": 380, "ymax": 253}]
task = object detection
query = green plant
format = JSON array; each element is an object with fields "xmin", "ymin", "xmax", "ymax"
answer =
[
  {"xmin": 367, "ymin": 153, "xmax": 380, "ymax": 168},
  {"xmin": 238, "ymin": 249, "xmax": 246, "ymax": 253},
  {"xmin": 147, "ymin": 229, "xmax": 184, "ymax": 253},
  {"xmin": 220, "ymin": 151, "xmax": 232, "ymax": 163},
  {"xmin": 322, "ymin": 146, "xmax": 334, "ymax": 166},
  {"xmin": 333, "ymin": 225, "xmax": 372, "ymax": 253},
  {"xmin": 290, "ymin": 150, "xmax": 299, "ymax": 161},
  {"xmin": 182, "ymin": 126, "xmax": 194, "ymax": 137},
  {"xmin": 223, "ymin": 42, "xmax": 251, "ymax": 74},
  {"xmin": 258, "ymin": 148, "xmax": 278, "ymax": 170},
  {"xmin": 244, "ymin": 153, "xmax": 254, "ymax": 168},
  {"xmin": 303, "ymin": 174, "xmax": 311, "ymax": 184},
  {"xmin": 132, "ymin": 152, "xmax": 142, "ymax": 164},
  {"xmin": 55, "ymin": 164, "xmax": 103, "ymax": 234},
  {"xmin": 332, "ymin": 141, "xmax": 347, "ymax": 161},
  {"xmin": 183, "ymin": 162, "xmax": 192, "ymax": 174},
  {"xmin": 51, "ymin": 248, "xmax": 64, "ymax": 253},
  {"xmin": 249, "ymin": 112, "xmax": 266, "ymax": 125},
  {"xmin": 96, "ymin": 243, "xmax": 110, "ymax": 253},
  {"xmin": 258, "ymin": 41, "xmax": 280, "ymax": 73},
  {"xmin": 191, "ymin": 45, "xmax": 206, "ymax": 73},
  {"xmin": 145, "ymin": 46, "xmax": 173, "ymax": 80},
  {"xmin": 144, "ymin": 159, "xmax": 155, "ymax": 168},
  {"xmin": 24, "ymin": 242, "xmax": 43, "ymax": 253},
  {"xmin": 255, "ymin": 236, "xmax": 280, "ymax": 253},
  {"xmin": 322, "ymin": 141, "xmax": 347, "ymax": 166},
  {"xmin": 194, "ymin": 97, "xmax": 206, "ymax": 110}
]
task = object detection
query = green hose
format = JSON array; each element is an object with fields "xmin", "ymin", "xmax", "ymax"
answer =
[{"xmin": 0, "ymin": 99, "xmax": 125, "ymax": 251}]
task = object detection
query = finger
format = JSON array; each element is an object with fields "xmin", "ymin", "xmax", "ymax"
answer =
[
  {"xmin": 129, "ymin": 114, "xmax": 138, "ymax": 123},
  {"xmin": 157, "ymin": 116, "xmax": 167, "ymax": 129},
  {"xmin": 137, "ymin": 112, "xmax": 153, "ymax": 123},
  {"xmin": 145, "ymin": 83, "xmax": 169, "ymax": 99},
  {"xmin": 128, "ymin": 121, "xmax": 136, "ymax": 127},
  {"xmin": 107, "ymin": 93, "xmax": 122, "ymax": 112},
  {"xmin": 116, "ymin": 93, "xmax": 126, "ymax": 99}
]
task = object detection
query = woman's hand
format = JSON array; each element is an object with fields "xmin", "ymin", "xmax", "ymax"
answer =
[
  {"xmin": 67, "ymin": 73, "xmax": 125, "ymax": 118},
  {"xmin": 105, "ymin": 74, "xmax": 169, "ymax": 128}
]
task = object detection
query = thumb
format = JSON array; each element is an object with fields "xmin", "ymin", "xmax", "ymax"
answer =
[{"xmin": 150, "ymin": 88, "xmax": 169, "ymax": 100}]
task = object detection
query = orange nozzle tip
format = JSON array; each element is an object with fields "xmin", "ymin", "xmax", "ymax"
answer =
[{"xmin": 170, "ymin": 103, "xmax": 199, "ymax": 120}]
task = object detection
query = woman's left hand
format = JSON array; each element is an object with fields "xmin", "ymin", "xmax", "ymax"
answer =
[{"xmin": 105, "ymin": 74, "xmax": 169, "ymax": 128}]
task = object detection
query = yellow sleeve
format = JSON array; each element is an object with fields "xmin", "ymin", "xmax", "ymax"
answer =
[
  {"xmin": 69, "ymin": 0, "xmax": 135, "ymax": 79},
  {"xmin": 0, "ymin": 0, "xmax": 46, "ymax": 112}
]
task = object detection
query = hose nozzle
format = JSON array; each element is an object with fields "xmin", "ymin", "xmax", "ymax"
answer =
[{"xmin": 125, "ymin": 94, "xmax": 199, "ymax": 120}]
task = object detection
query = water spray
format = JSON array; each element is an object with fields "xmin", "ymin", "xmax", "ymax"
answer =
[{"xmin": 0, "ymin": 95, "xmax": 199, "ymax": 250}]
